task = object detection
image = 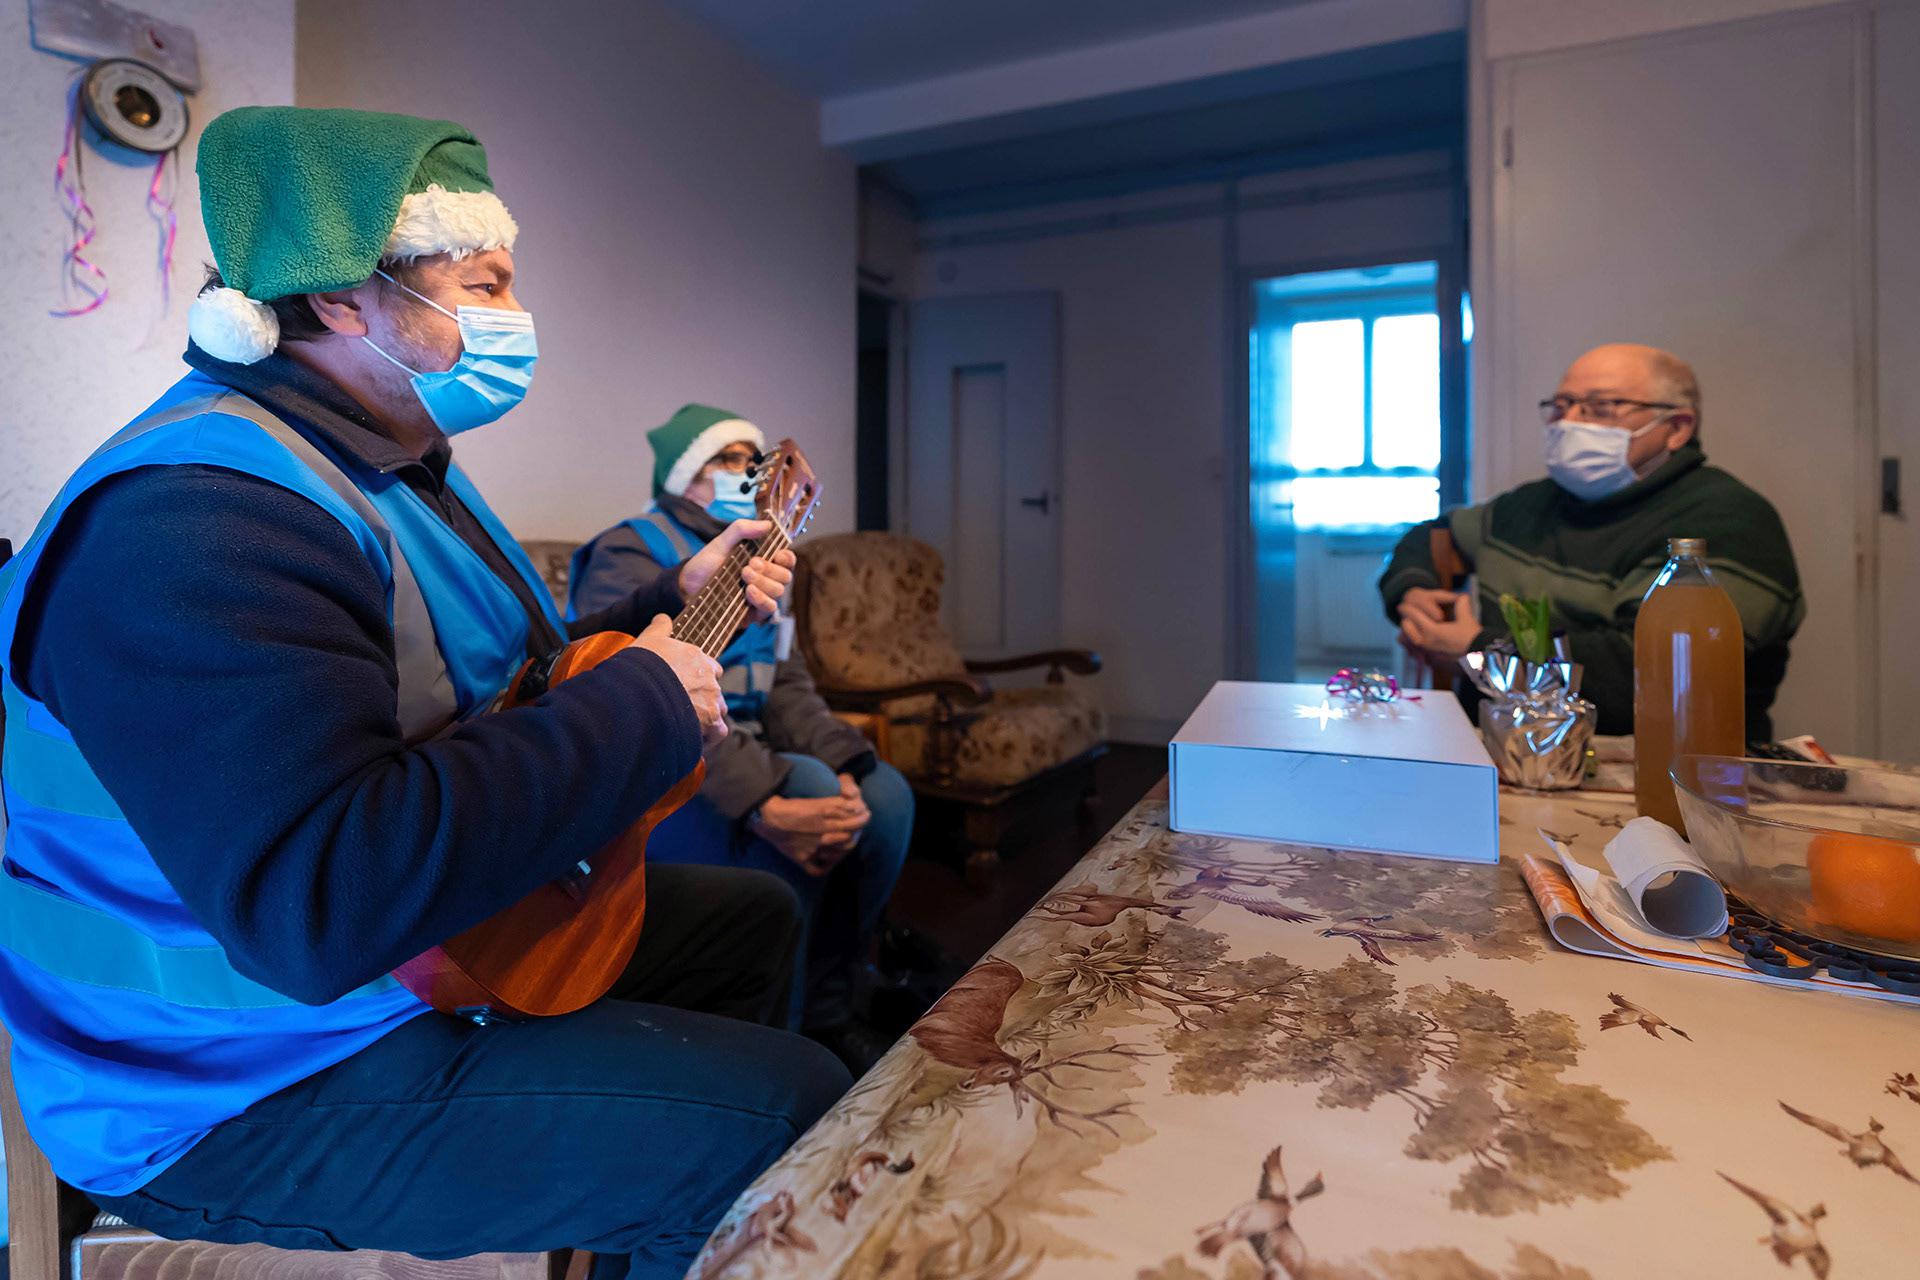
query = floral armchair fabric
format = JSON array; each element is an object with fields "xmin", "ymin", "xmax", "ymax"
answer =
[
  {"xmin": 794, "ymin": 533, "xmax": 1104, "ymax": 793},
  {"xmin": 517, "ymin": 540, "xmax": 577, "ymax": 614}
]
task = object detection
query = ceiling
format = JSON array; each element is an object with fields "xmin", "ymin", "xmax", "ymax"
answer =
[
  {"xmin": 660, "ymin": 0, "xmax": 1323, "ymax": 98},
  {"xmin": 869, "ymin": 51, "xmax": 1463, "ymax": 217}
]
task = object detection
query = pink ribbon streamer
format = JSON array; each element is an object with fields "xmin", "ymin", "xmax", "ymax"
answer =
[
  {"xmin": 50, "ymin": 79, "xmax": 108, "ymax": 319},
  {"xmin": 147, "ymin": 149, "xmax": 179, "ymax": 309}
]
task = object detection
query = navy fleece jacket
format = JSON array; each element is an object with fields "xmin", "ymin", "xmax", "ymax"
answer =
[{"xmin": 8, "ymin": 347, "xmax": 701, "ymax": 1005}]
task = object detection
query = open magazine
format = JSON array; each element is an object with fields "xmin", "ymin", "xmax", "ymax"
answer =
[{"xmin": 1521, "ymin": 831, "xmax": 1920, "ymax": 1008}]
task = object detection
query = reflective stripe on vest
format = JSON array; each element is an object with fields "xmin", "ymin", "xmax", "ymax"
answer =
[
  {"xmin": 565, "ymin": 511, "xmax": 699, "ymax": 621},
  {"xmin": 0, "ymin": 380, "xmax": 551, "ymax": 1009}
]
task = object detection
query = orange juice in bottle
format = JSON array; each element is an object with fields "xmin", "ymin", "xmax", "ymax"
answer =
[{"xmin": 1634, "ymin": 537, "xmax": 1746, "ymax": 829}]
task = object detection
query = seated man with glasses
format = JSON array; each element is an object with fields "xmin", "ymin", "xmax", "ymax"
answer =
[{"xmin": 1379, "ymin": 342, "xmax": 1804, "ymax": 738}]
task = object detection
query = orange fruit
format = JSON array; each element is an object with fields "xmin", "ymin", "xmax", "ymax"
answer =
[{"xmin": 1808, "ymin": 830, "xmax": 1920, "ymax": 944}]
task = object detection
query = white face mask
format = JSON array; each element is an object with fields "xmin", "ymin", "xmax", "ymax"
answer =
[{"xmin": 1544, "ymin": 414, "xmax": 1673, "ymax": 501}]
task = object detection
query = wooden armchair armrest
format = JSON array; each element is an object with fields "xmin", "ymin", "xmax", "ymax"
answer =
[
  {"xmin": 964, "ymin": 649, "xmax": 1103, "ymax": 681},
  {"xmin": 815, "ymin": 674, "xmax": 991, "ymax": 712}
]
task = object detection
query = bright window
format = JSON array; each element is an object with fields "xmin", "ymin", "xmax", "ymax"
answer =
[{"xmin": 1251, "ymin": 262, "xmax": 1443, "ymax": 530}]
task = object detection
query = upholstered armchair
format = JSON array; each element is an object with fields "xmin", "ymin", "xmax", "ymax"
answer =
[
  {"xmin": 518, "ymin": 540, "xmax": 578, "ymax": 614},
  {"xmin": 792, "ymin": 532, "xmax": 1105, "ymax": 883}
]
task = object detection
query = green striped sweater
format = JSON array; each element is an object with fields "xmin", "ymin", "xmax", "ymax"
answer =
[{"xmin": 1379, "ymin": 443, "xmax": 1804, "ymax": 739}]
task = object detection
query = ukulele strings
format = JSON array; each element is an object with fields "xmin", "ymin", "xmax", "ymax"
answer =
[
  {"xmin": 678, "ymin": 527, "xmax": 789, "ymax": 656},
  {"xmin": 674, "ymin": 523, "xmax": 792, "ymax": 657},
  {"xmin": 675, "ymin": 545, "xmax": 754, "ymax": 652}
]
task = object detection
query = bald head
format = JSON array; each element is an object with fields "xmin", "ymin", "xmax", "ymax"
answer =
[
  {"xmin": 1560, "ymin": 343, "xmax": 1700, "ymax": 423},
  {"xmin": 1553, "ymin": 342, "xmax": 1700, "ymax": 473}
]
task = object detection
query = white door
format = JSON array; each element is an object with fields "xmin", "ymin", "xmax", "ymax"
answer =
[
  {"xmin": 1876, "ymin": 2, "xmax": 1920, "ymax": 765},
  {"xmin": 905, "ymin": 293, "xmax": 1062, "ymax": 658},
  {"xmin": 1488, "ymin": 7, "xmax": 1869, "ymax": 751}
]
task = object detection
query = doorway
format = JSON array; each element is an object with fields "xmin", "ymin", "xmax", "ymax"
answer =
[
  {"xmin": 1247, "ymin": 258, "xmax": 1466, "ymax": 682},
  {"xmin": 856, "ymin": 291, "xmax": 895, "ymax": 532}
]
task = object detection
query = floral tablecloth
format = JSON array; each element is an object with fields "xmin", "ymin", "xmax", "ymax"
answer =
[{"xmin": 690, "ymin": 782, "xmax": 1919, "ymax": 1280}]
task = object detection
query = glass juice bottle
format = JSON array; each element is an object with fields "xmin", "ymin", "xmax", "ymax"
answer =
[{"xmin": 1634, "ymin": 537, "xmax": 1746, "ymax": 830}]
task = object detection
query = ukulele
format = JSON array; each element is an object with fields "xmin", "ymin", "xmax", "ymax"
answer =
[{"xmin": 392, "ymin": 440, "xmax": 822, "ymax": 1021}]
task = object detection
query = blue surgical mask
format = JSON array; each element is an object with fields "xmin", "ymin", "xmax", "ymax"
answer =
[
  {"xmin": 362, "ymin": 270, "xmax": 537, "ymax": 435},
  {"xmin": 705, "ymin": 484, "xmax": 758, "ymax": 524},
  {"xmin": 1544, "ymin": 414, "xmax": 1671, "ymax": 501}
]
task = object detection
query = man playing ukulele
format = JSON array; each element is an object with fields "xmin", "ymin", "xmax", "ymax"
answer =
[{"xmin": 0, "ymin": 107, "xmax": 847, "ymax": 1279}]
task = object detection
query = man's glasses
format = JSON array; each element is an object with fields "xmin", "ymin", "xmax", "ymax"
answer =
[
  {"xmin": 710, "ymin": 448, "xmax": 759, "ymax": 471},
  {"xmin": 1537, "ymin": 395, "xmax": 1679, "ymax": 425}
]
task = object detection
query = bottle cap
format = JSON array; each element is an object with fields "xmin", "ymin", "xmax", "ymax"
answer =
[{"xmin": 1668, "ymin": 537, "xmax": 1708, "ymax": 558}]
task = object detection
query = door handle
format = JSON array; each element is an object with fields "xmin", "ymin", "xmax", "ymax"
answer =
[{"xmin": 1019, "ymin": 491, "xmax": 1051, "ymax": 514}]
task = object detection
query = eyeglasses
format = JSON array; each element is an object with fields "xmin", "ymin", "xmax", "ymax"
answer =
[
  {"xmin": 1537, "ymin": 395, "xmax": 1679, "ymax": 425},
  {"xmin": 709, "ymin": 447, "xmax": 759, "ymax": 471}
]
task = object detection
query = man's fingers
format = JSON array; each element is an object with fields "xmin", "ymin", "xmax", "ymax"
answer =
[
  {"xmin": 798, "ymin": 806, "xmax": 869, "ymax": 834},
  {"xmin": 745, "ymin": 556, "xmax": 793, "ymax": 587},
  {"xmin": 722, "ymin": 518, "xmax": 773, "ymax": 546},
  {"xmin": 641, "ymin": 613, "xmax": 674, "ymax": 638}
]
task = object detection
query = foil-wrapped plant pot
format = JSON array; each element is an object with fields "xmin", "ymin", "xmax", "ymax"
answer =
[
  {"xmin": 1458, "ymin": 643, "xmax": 1599, "ymax": 791},
  {"xmin": 1480, "ymin": 693, "xmax": 1597, "ymax": 789}
]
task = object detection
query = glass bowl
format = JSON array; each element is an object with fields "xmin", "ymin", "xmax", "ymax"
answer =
[{"xmin": 1671, "ymin": 754, "xmax": 1920, "ymax": 961}]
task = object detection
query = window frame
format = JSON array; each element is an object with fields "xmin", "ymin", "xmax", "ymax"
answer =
[{"xmin": 1255, "ymin": 282, "xmax": 1442, "ymax": 484}]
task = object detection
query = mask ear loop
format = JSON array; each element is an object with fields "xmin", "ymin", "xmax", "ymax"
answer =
[
  {"xmin": 1627, "ymin": 410, "xmax": 1682, "ymax": 480},
  {"xmin": 362, "ymin": 333, "xmax": 423, "ymax": 378},
  {"xmin": 375, "ymin": 267, "xmax": 460, "ymax": 322}
]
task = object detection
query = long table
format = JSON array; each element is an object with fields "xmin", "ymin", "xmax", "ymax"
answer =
[{"xmin": 690, "ymin": 781, "xmax": 1918, "ymax": 1279}]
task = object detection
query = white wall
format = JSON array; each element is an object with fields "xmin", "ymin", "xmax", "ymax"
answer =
[
  {"xmin": 0, "ymin": 0, "xmax": 296, "ymax": 546},
  {"xmin": 296, "ymin": 0, "xmax": 858, "ymax": 540},
  {"xmin": 910, "ymin": 154, "xmax": 1457, "ymax": 741}
]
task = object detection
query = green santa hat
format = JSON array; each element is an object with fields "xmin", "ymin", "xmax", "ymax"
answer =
[
  {"xmin": 187, "ymin": 106, "xmax": 519, "ymax": 365},
  {"xmin": 648, "ymin": 404, "xmax": 767, "ymax": 498}
]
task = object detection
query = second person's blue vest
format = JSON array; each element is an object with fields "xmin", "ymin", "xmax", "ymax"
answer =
[{"xmin": 568, "ymin": 508, "xmax": 780, "ymax": 720}]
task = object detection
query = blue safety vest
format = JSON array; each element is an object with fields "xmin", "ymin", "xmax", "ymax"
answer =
[
  {"xmin": 567, "ymin": 509, "xmax": 780, "ymax": 720},
  {"xmin": 0, "ymin": 371, "xmax": 563, "ymax": 1196}
]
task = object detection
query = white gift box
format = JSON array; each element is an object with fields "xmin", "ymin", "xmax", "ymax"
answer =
[{"xmin": 1168, "ymin": 681, "xmax": 1499, "ymax": 863}]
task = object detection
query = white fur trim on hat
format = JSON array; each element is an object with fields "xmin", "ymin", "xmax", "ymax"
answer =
[
  {"xmin": 188, "ymin": 286, "xmax": 280, "ymax": 365},
  {"xmin": 665, "ymin": 419, "xmax": 767, "ymax": 497},
  {"xmin": 383, "ymin": 185, "xmax": 520, "ymax": 262}
]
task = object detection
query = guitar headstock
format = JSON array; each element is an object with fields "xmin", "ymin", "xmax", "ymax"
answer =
[{"xmin": 751, "ymin": 438, "xmax": 823, "ymax": 540}]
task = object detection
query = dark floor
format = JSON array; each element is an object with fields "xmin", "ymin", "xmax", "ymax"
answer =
[{"xmin": 886, "ymin": 743, "xmax": 1168, "ymax": 968}]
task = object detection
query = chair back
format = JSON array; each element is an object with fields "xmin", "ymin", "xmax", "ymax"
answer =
[
  {"xmin": 1, "ymin": 1021, "xmax": 68, "ymax": 1280},
  {"xmin": 793, "ymin": 534, "xmax": 967, "ymax": 692},
  {"xmin": 517, "ymin": 540, "xmax": 579, "ymax": 613}
]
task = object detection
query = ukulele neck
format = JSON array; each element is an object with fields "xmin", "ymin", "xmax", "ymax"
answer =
[{"xmin": 672, "ymin": 523, "xmax": 791, "ymax": 659}]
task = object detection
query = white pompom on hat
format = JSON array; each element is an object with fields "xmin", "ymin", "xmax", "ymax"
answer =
[{"xmin": 186, "ymin": 286, "xmax": 281, "ymax": 365}]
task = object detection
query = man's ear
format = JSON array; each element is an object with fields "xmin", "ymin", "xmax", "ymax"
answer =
[
  {"xmin": 1667, "ymin": 412, "xmax": 1698, "ymax": 451},
  {"xmin": 306, "ymin": 286, "xmax": 370, "ymax": 338}
]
